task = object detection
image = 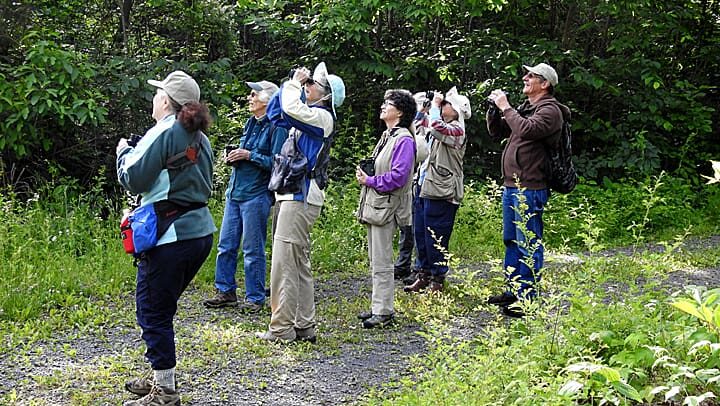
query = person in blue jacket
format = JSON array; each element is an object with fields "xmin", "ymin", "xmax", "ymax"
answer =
[
  {"xmin": 117, "ymin": 70, "xmax": 215, "ymax": 405},
  {"xmin": 255, "ymin": 62, "xmax": 345, "ymax": 343},
  {"xmin": 203, "ymin": 80, "xmax": 288, "ymax": 313}
]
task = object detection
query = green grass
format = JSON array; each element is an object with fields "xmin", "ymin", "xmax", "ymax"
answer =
[{"xmin": 0, "ymin": 174, "xmax": 719, "ymax": 404}]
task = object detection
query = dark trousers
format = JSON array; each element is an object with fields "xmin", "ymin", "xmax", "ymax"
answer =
[
  {"xmin": 136, "ymin": 234, "xmax": 213, "ymax": 370},
  {"xmin": 413, "ymin": 196, "xmax": 459, "ymax": 277},
  {"xmin": 394, "ymin": 224, "xmax": 415, "ymax": 272}
]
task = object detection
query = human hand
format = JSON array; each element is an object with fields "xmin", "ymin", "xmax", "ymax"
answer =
[
  {"xmin": 226, "ymin": 148, "xmax": 250, "ymax": 163},
  {"xmin": 432, "ymin": 92, "xmax": 444, "ymax": 106},
  {"xmin": 356, "ymin": 166, "xmax": 368, "ymax": 185},
  {"xmin": 292, "ymin": 67, "xmax": 311, "ymax": 85},
  {"xmin": 116, "ymin": 138, "xmax": 129, "ymax": 156},
  {"xmin": 488, "ymin": 89, "xmax": 510, "ymax": 111}
]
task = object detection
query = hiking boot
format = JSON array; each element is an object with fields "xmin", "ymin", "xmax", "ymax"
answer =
[
  {"xmin": 487, "ymin": 292, "xmax": 518, "ymax": 307},
  {"xmin": 403, "ymin": 270, "xmax": 430, "ymax": 293},
  {"xmin": 124, "ymin": 370, "xmax": 153, "ymax": 396},
  {"xmin": 357, "ymin": 311, "xmax": 373, "ymax": 320},
  {"xmin": 393, "ymin": 267, "xmax": 411, "ymax": 280},
  {"xmin": 294, "ymin": 327, "xmax": 317, "ymax": 344},
  {"xmin": 238, "ymin": 300, "xmax": 263, "ymax": 314},
  {"xmin": 362, "ymin": 314, "xmax": 394, "ymax": 329},
  {"xmin": 202, "ymin": 290, "xmax": 238, "ymax": 308},
  {"xmin": 125, "ymin": 371, "xmax": 177, "ymax": 397},
  {"xmin": 427, "ymin": 275, "xmax": 445, "ymax": 293},
  {"xmin": 255, "ymin": 330, "xmax": 295, "ymax": 344},
  {"xmin": 123, "ymin": 383, "xmax": 179, "ymax": 406}
]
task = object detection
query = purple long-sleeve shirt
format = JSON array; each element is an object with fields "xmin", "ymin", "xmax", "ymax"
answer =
[{"xmin": 365, "ymin": 135, "xmax": 416, "ymax": 193}]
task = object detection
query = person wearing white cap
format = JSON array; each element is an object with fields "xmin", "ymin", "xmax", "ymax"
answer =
[
  {"xmin": 393, "ymin": 92, "xmax": 432, "ymax": 284},
  {"xmin": 485, "ymin": 63, "xmax": 571, "ymax": 317},
  {"xmin": 405, "ymin": 87, "xmax": 471, "ymax": 294},
  {"xmin": 203, "ymin": 80, "xmax": 288, "ymax": 313},
  {"xmin": 117, "ymin": 70, "xmax": 215, "ymax": 405},
  {"xmin": 255, "ymin": 62, "xmax": 345, "ymax": 343}
]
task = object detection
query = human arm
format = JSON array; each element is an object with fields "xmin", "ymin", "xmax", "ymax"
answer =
[{"xmin": 361, "ymin": 136, "xmax": 415, "ymax": 193}]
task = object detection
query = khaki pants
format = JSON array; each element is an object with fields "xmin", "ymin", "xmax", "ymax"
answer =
[
  {"xmin": 367, "ymin": 220, "xmax": 397, "ymax": 316},
  {"xmin": 269, "ymin": 201, "xmax": 321, "ymax": 338}
]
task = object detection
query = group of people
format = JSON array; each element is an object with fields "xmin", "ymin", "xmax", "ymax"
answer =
[{"xmin": 115, "ymin": 61, "xmax": 569, "ymax": 405}]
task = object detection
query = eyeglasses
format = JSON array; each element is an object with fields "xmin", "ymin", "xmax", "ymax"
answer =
[
  {"xmin": 382, "ymin": 100, "xmax": 396, "ymax": 107},
  {"xmin": 249, "ymin": 90, "xmax": 258, "ymax": 97},
  {"xmin": 527, "ymin": 72, "xmax": 546, "ymax": 81}
]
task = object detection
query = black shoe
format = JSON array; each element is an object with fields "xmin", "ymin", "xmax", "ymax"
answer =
[
  {"xmin": 501, "ymin": 304, "xmax": 525, "ymax": 318},
  {"xmin": 294, "ymin": 327, "xmax": 317, "ymax": 344},
  {"xmin": 394, "ymin": 267, "xmax": 411, "ymax": 280},
  {"xmin": 487, "ymin": 292, "xmax": 517, "ymax": 307},
  {"xmin": 362, "ymin": 314, "xmax": 394, "ymax": 329},
  {"xmin": 402, "ymin": 270, "xmax": 419, "ymax": 286},
  {"xmin": 357, "ymin": 311, "xmax": 372, "ymax": 320}
]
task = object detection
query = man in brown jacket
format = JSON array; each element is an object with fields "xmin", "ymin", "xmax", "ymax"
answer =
[{"xmin": 485, "ymin": 63, "xmax": 571, "ymax": 317}]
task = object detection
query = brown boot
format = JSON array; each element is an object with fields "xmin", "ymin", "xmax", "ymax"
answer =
[
  {"xmin": 428, "ymin": 275, "xmax": 445, "ymax": 293},
  {"xmin": 404, "ymin": 270, "xmax": 430, "ymax": 293}
]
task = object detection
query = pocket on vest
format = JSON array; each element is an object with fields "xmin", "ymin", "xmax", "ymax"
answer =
[
  {"xmin": 358, "ymin": 188, "xmax": 396, "ymax": 226},
  {"xmin": 421, "ymin": 163, "xmax": 455, "ymax": 200}
]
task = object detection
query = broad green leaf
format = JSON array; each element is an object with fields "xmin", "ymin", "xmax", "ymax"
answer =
[
  {"xmin": 671, "ymin": 300, "xmax": 704, "ymax": 320},
  {"xmin": 611, "ymin": 381, "xmax": 642, "ymax": 401}
]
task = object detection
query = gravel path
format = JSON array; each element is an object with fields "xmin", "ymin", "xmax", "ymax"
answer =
[{"xmin": 1, "ymin": 237, "xmax": 718, "ymax": 405}]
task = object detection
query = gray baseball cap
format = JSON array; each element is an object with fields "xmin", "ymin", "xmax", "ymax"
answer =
[
  {"xmin": 523, "ymin": 63, "xmax": 558, "ymax": 86},
  {"xmin": 246, "ymin": 80, "xmax": 279, "ymax": 95},
  {"xmin": 148, "ymin": 70, "xmax": 200, "ymax": 105}
]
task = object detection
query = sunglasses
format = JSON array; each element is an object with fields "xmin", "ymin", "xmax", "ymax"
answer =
[
  {"xmin": 527, "ymin": 72, "xmax": 546, "ymax": 81},
  {"xmin": 305, "ymin": 77, "xmax": 331, "ymax": 91}
]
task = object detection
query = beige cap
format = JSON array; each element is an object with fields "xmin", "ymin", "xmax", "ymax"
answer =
[
  {"xmin": 148, "ymin": 70, "xmax": 200, "ymax": 105},
  {"xmin": 246, "ymin": 80, "xmax": 279, "ymax": 95},
  {"xmin": 523, "ymin": 63, "xmax": 558, "ymax": 86}
]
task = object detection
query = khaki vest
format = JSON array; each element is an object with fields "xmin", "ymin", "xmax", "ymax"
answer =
[
  {"xmin": 357, "ymin": 127, "xmax": 414, "ymax": 226},
  {"xmin": 420, "ymin": 120, "xmax": 466, "ymax": 202}
]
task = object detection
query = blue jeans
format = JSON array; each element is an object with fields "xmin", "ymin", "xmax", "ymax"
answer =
[
  {"xmin": 414, "ymin": 195, "xmax": 459, "ymax": 277},
  {"xmin": 502, "ymin": 187, "xmax": 549, "ymax": 299},
  {"xmin": 136, "ymin": 235, "xmax": 213, "ymax": 370},
  {"xmin": 214, "ymin": 192, "xmax": 271, "ymax": 304}
]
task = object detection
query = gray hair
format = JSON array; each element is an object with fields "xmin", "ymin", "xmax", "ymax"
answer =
[{"xmin": 256, "ymin": 89, "xmax": 273, "ymax": 103}]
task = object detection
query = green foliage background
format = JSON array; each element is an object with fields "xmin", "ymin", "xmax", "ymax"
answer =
[{"xmin": 0, "ymin": 0, "xmax": 718, "ymax": 190}]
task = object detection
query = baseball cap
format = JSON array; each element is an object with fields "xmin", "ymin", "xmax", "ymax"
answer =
[
  {"xmin": 246, "ymin": 80, "xmax": 279, "ymax": 95},
  {"xmin": 522, "ymin": 63, "xmax": 558, "ymax": 86},
  {"xmin": 147, "ymin": 70, "xmax": 200, "ymax": 105}
]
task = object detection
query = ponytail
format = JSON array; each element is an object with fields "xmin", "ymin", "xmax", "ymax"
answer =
[{"xmin": 177, "ymin": 102, "xmax": 212, "ymax": 132}]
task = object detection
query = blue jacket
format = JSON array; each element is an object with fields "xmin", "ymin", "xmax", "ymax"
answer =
[
  {"xmin": 226, "ymin": 115, "xmax": 288, "ymax": 201},
  {"xmin": 266, "ymin": 80, "xmax": 335, "ymax": 206}
]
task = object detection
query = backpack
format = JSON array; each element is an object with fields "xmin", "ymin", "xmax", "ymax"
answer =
[
  {"xmin": 309, "ymin": 123, "xmax": 335, "ymax": 190},
  {"xmin": 545, "ymin": 115, "xmax": 578, "ymax": 194},
  {"xmin": 268, "ymin": 132, "xmax": 309, "ymax": 195}
]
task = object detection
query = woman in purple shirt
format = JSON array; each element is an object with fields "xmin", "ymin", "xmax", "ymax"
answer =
[{"xmin": 355, "ymin": 89, "xmax": 417, "ymax": 328}]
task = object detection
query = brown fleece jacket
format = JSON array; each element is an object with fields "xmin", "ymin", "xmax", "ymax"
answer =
[{"xmin": 486, "ymin": 94, "xmax": 571, "ymax": 189}]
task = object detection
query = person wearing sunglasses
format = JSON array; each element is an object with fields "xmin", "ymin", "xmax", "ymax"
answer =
[
  {"xmin": 485, "ymin": 63, "xmax": 571, "ymax": 317},
  {"xmin": 355, "ymin": 89, "xmax": 418, "ymax": 328},
  {"xmin": 256, "ymin": 62, "xmax": 345, "ymax": 343},
  {"xmin": 203, "ymin": 80, "xmax": 288, "ymax": 314}
]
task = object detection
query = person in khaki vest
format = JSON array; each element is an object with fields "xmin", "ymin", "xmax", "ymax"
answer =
[
  {"xmin": 355, "ymin": 89, "xmax": 417, "ymax": 328},
  {"xmin": 405, "ymin": 87, "xmax": 471, "ymax": 294}
]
